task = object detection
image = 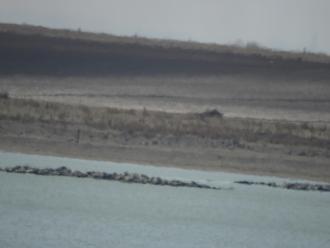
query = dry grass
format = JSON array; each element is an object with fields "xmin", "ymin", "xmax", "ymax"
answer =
[{"xmin": 1, "ymin": 98, "xmax": 329, "ymax": 147}]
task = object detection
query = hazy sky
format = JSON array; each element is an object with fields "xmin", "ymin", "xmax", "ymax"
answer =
[{"xmin": 1, "ymin": 0, "xmax": 330, "ymax": 53}]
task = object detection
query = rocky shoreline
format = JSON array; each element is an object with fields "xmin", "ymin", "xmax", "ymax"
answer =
[
  {"xmin": 235, "ymin": 180, "xmax": 330, "ymax": 192},
  {"xmin": 1, "ymin": 165, "xmax": 329, "ymax": 192},
  {"xmin": 0, "ymin": 165, "xmax": 221, "ymax": 190}
]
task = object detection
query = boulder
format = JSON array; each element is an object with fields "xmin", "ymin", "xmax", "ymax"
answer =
[
  {"xmin": 103, "ymin": 173, "xmax": 113, "ymax": 180},
  {"xmin": 56, "ymin": 167, "xmax": 72, "ymax": 176},
  {"xmin": 72, "ymin": 170, "xmax": 87, "ymax": 178},
  {"xmin": 112, "ymin": 173, "xmax": 120, "ymax": 180},
  {"xmin": 91, "ymin": 171, "xmax": 105, "ymax": 179}
]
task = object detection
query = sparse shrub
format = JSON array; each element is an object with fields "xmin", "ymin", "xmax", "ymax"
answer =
[
  {"xmin": 142, "ymin": 107, "xmax": 149, "ymax": 117},
  {"xmin": 246, "ymin": 41, "xmax": 261, "ymax": 50},
  {"xmin": 58, "ymin": 112, "xmax": 67, "ymax": 121},
  {"xmin": 103, "ymin": 132, "xmax": 109, "ymax": 140},
  {"xmin": 0, "ymin": 91, "xmax": 9, "ymax": 99},
  {"xmin": 301, "ymin": 122, "xmax": 309, "ymax": 129},
  {"xmin": 199, "ymin": 109, "xmax": 223, "ymax": 119}
]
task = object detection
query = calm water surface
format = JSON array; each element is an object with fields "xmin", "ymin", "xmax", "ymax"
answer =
[{"xmin": 0, "ymin": 151, "xmax": 330, "ymax": 248}]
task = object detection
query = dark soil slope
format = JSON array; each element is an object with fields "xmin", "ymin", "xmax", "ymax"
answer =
[{"xmin": 1, "ymin": 24, "xmax": 330, "ymax": 79}]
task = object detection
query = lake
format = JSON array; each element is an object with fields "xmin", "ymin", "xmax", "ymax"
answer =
[{"xmin": 0, "ymin": 151, "xmax": 329, "ymax": 248}]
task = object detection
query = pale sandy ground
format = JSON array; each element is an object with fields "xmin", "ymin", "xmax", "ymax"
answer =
[{"xmin": 1, "ymin": 75, "xmax": 330, "ymax": 122}]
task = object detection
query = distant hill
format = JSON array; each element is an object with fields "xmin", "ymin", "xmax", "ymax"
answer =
[{"xmin": 0, "ymin": 22, "xmax": 330, "ymax": 77}]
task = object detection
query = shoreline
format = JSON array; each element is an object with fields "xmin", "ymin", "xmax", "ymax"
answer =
[
  {"xmin": 1, "ymin": 136, "xmax": 329, "ymax": 184},
  {"xmin": 1, "ymin": 164, "xmax": 330, "ymax": 192},
  {"xmin": 0, "ymin": 97, "xmax": 329, "ymax": 184}
]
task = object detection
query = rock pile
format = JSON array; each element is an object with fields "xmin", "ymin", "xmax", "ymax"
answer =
[
  {"xmin": 0, "ymin": 165, "xmax": 220, "ymax": 190},
  {"xmin": 2, "ymin": 166, "xmax": 327, "ymax": 192},
  {"xmin": 235, "ymin": 180, "xmax": 330, "ymax": 192}
]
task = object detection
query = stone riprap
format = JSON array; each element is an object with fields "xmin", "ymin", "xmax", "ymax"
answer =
[
  {"xmin": 0, "ymin": 165, "xmax": 221, "ymax": 190},
  {"xmin": 235, "ymin": 180, "xmax": 330, "ymax": 192},
  {"xmin": 1, "ymin": 166, "xmax": 329, "ymax": 192}
]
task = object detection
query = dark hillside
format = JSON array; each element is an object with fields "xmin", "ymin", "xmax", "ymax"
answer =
[{"xmin": 1, "ymin": 28, "xmax": 330, "ymax": 79}]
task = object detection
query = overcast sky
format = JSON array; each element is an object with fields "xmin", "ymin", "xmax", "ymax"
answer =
[{"xmin": 1, "ymin": 0, "xmax": 330, "ymax": 53}]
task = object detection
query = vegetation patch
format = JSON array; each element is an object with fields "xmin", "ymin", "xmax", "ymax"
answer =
[
  {"xmin": 0, "ymin": 97, "xmax": 329, "ymax": 148},
  {"xmin": 0, "ymin": 91, "xmax": 9, "ymax": 99}
]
